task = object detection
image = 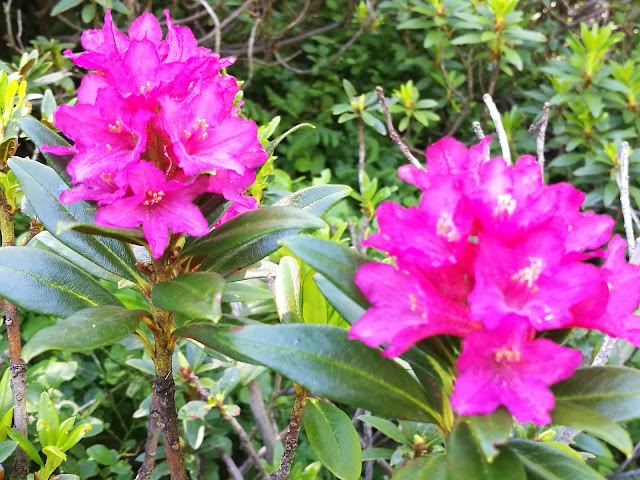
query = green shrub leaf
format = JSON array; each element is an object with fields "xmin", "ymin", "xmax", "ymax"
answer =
[{"xmin": 152, "ymin": 272, "xmax": 225, "ymax": 322}]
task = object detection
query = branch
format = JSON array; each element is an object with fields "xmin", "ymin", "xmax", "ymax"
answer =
[
  {"xmin": 217, "ymin": 447, "xmax": 245, "ymax": 480},
  {"xmin": 529, "ymin": 102, "xmax": 550, "ymax": 175},
  {"xmin": 247, "ymin": 379, "xmax": 276, "ymax": 464},
  {"xmin": 472, "ymin": 121, "xmax": 485, "ymax": 140},
  {"xmin": 482, "ymin": 93, "xmax": 511, "ymax": 164},
  {"xmin": 375, "ymin": 86, "xmax": 423, "ymax": 169},
  {"xmin": 196, "ymin": 0, "xmax": 221, "ymax": 54},
  {"xmin": 134, "ymin": 393, "xmax": 160, "ymax": 480},
  {"xmin": 270, "ymin": 384, "xmax": 309, "ymax": 480}
]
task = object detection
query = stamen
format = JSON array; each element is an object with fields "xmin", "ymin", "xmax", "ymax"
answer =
[{"xmin": 493, "ymin": 193, "xmax": 517, "ymax": 216}]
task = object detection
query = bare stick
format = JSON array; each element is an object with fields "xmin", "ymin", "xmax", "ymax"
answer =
[
  {"xmin": 529, "ymin": 102, "xmax": 550, "ymax": 174},
  {"xmin": 592, "ymin": 142, "xmax": 634, "ymax": 367},
  {"xmin": 217, "ymin": 447, "xmax": 245, "ymax": 480},
  {"xmin": 247, "ymin": 379, "xmax": 276, "ymax": 464},
  {"xmin": 472, "ymin": 121, "xmax": 485, "ymax": 140},
  {"xmin": 221, "ymin": 407, "xmax": 270, "ymax": 480},
  {"xmin": 134, "ymin": 393, "xmax": 160, "ymax": 480},
  {"xmin": 197, "ymin": 0, "xmax": 221, "ymax": 54},
  {"xmin": 617, "ymin": 142, "xmax": 634, "ymax": 253},
  {"xmin": 244, "ymin": 16, "xmax": 262, "ymax": 87},
  {"xmin": 482, "ymin": 93, "xmax": 511, "ymax": 164},
  {"xmin": 271, "ymin": 384, "xmax": 309, "ymax": 480},
  {"xmin": 374, "ymin": 86, "xmax": 423, "ymax": 169}
]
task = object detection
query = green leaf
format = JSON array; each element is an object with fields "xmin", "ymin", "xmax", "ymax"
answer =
[
  {"xmin": 86, "ymin": 444, "xmax": 118, "ymax": 466},
  {"xmin": 222, "ymin": 282, "xmax": 273, "ymax": 302},
  {"xmin": 38, "ymin": 392, "xmax": 59, "ymax": 447},
  {"xmin": 447, "ymin": 423, "xmax": 525, "ymax": 479},
  {"xmin": 273, "ymin": 185, "xmax": 352, "ymax": 217},
  {"xmin": 184, "ymin": 206, "xmax": 325, "ymax": 276},
  {"xmin": 281, "ymin": 237, "xmax": 371, "ymax": 312},
  {"xmin": 265, "ymin": 123, "xmax": 315, "ymax": 156},
  {"xmin": 17, "ymin": 117, "xmax": 72, "ymax": 178},
  {"xmin": 152, "ymin": 272, "xmax": 224, "ymax": 322},
  {"xmin": 6, "ymin": 429, "xmax": 44, "ymax": 467},
  {"xmin": 275, "ymin": 256, "xmax": 302, "ymax": 323},
  {"xmin": 343, "ymin": 79, "xmax": 357, "ymax": 99},
  {"xmin": 0, "ymin": 368, "xmax": 11, "ymax": 420},
  {"xmin": 30, "ymin": 231, "xmax": 122, "ymax": 283},
  {"xmin": 451, "ymin": 33, "xmax": 485, "ymax": 45},
  {"xmin": 304, "ymin": 399, "xmax": 362, "ymax": 480},
  {"xmin": 552, "ymin": 366, "xmax": 640, "ymax": 421},
  {"xmin": 0, "ymin": 440, "xmax": 17, "ymax": 463},
  {"xmin": 0, "ymin": 246, "xmax": 120, "ymax": 317},
  {"xmin": 22, "ymin": 306, "xmax": 144, "ymax": 362},
  {"xmin": 50, "ymin": 0, "xmax": 84, "ymax": 16},
  {"xmin": 507, "ymin": 438, "xmax": 605, "ymax": 479},
  {"xmin": 56, "ymin": 220, "xmax": 147, "ymax": 246},
  {"xmin": 313, "ymin": 273, "xmax": 365, "ymax": 325},
  {"xmin": 551, "ymin": 401, "xmax": 632, "ymax": 455},
  {"xmin": 8, "ymin": 157, "xmax": 142, "ymax": 283},
  {"xmin": 392, "ymin": 455, "xmax": 445, "ymax": 480},
  {"xmin": 80, "ymin": 2, "xmax": 96, "ymax": 22},
  {"xmin": 176, "ymin": 323, "xmax": 441, "ymax": 423},
  {"xmin": 358, "ymin": 415, "xmax": 407, "ymax": 444},
  {"xmin": 361, "ymin": 447, "xmax": 394, "ymax": 461},
  {"xmin": 466, "ymin": 408, "xmax": 513, "ymax": 462}
]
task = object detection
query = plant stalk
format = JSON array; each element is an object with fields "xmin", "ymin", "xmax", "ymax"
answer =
[
  {"xmin": 271, "ymin": 384, "xmax": 309, "ymax": 480},
  {"xmin": 0, "ymin": 191, "xmax": 28, "ymax": 480}
]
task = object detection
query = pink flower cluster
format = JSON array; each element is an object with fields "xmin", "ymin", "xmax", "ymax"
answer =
[
  {"xmin": 43, "ymin": 11, "xmax": 267, "ymax": 258},
  {"xmin": 351, "ymin": 137, "xmax": 640, "ymax": 425}
]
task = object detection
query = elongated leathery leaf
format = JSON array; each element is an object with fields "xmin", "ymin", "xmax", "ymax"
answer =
[
  {"xmin": 0, "ymin": 246, "xmax": 120, "ymax": 317},
  {"xmin": 281, "ymin": 236, "xmax": 371, "ymax": 311},
  {"xmin": 273, "ymin": 184, "xmax": 352, "ymax": 217},
  {"xmin": 553, "ymin": 366, "xmax": 640, "ymax": 422},
  {"xmin": 18, "ymin": 116, "xmax": 72, "ymax": 179},
  {"xmin": 30, "ymin": 231, "xmax": 122, "ymax": 283},
  {"xmin": 152, "ymin": 272, "xmax": 225, "ymax": 322},
  {"xmin": 8, "ymin": 157, "xmax": 142, "ymax": 283},
  {"xmin": 304, "ymin": 399, "xmax": 361, "ymax": 480},
  {"xmin": 22, "ymin": 306, "xmax": 144, "ymax": 361},
  {"xmin": 447, "ymin": 422, "xmax": 525, "ymax": 480},
  {"xmin": 184, "ymin": 206, "xmax": 325, "ymax": 275},
  {"xmin": 175, "ymin": 323, "xmax": 441, "ymax": 423},
  {"xmin": 507, "ymin": 438, "xmax": 605, "ymax": 480}
]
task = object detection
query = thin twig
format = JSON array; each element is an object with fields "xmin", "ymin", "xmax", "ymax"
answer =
[
  {"xmin": 529, "ymin": 102, "xmax": 550, "ymax": 174},
  {"xmin": 217, "ymin": 447, "xmax": 245, "ymax": 480},
  {"xmin": 374, "ymin": 87, "xmax": 423, "ymax": 169},
  {"xmin": 592, "ymin": 142, "xmax": 635, "ymax": 368},
  {"xmin": 134, "ymin": 393, "xmax": 160, "ymax": 480},
  {"xmin": 271, "ymin": 384, "xmax": 309, "ymax": 480},
  {"xmin": 244, "ymin": 16, "xmax": 262, "ymax": 87},
  {"xmin": 482, "ymin": 93, "xmax": 511, "ymax": 164},
  {"xmin": 247, "ymin": 379, "xmax": 276, "ymax": 464},
  {"xmin": 472, "ymin": 121, "xmax": 485, "ymax": 140},
  {"xmin": 617, "ymin": 142, "xmax": 634, "ymax": 253},
  {"xmin": 197, "ymin": 0, "xmax": 221, "ymax": 54},
  {"xmin": 222, "ymin": 407, "xmax": 270, "ymax": 480},
  {"xmin": 3, "ymin": 0, "xmax": 19, "ymax": 52}
]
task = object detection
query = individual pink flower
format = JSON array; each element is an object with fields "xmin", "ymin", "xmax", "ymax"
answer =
[
  {"xmin": 158, "ymin": 78, "xmax": 268, "ymax": 177},
  {"xmin": 95, "ymin": 162, "xmax": 209, "ymax": 258},
  {"xmin": 469, "ymin": 228, "xmax": 603, "ymax": 330},
  {"xmin": 350, "ymin": 262, "xmax": 480, "ymax": 357},
  {"xmin": 365, "ymin": 178, "xmax": 475, "ymax": 269},
  {"xmin": 451, "ymin": 315, "xmax": 581, "ymax": 425},
  {"xmin": 573, "ymin": 235, "xmax": 640, "ymax": 344}
]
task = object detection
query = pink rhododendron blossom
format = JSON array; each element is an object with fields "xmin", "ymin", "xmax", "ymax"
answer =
[
  {"xmin": 451, "ymin": 315, "xmax": 581, "ymax": 425},
  {"xmin": 352, "ymin": 134, "xmax": 640, "ymax": 424},
  {"xmin": 350, "ymin": 262, "xmax": 480, "ymax": 357},
  {"xmin": 45, "ymin": 11, "xmax": 267, "ymax": 259}
]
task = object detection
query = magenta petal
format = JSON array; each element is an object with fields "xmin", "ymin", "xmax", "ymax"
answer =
[{"xmin": 451, "ymin": 316, "xmax": 581, "ymax": 425}]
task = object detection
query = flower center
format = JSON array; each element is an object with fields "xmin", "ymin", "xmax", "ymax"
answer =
[
  {"xmin": 511, "ymin": 258, "xmax": 543, "ymax": 291},
  {"xmin": 494, "ymin": 347, "xmax": 521, "ymax": 364},
  {"xmin": 108, "ymin": 120, "xmax": 123, "ymax": 133},
  {"xmin": 143, "ymin": 189, "xmax": 165, "ymax": 206},
  {"xmin": 493, "ymin": 193, "xmax": 516, "ymax": 217},
  {"xmin": 139, "ymin": 81, "xmax": 152, "ymax": 94},
  {"xmin": 435, "ymin": 213, "xmax": 460, "ymax": 241},
  {"xmin": 183, "ymin": 118, "xmax": 210, "ymax": 141}
]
